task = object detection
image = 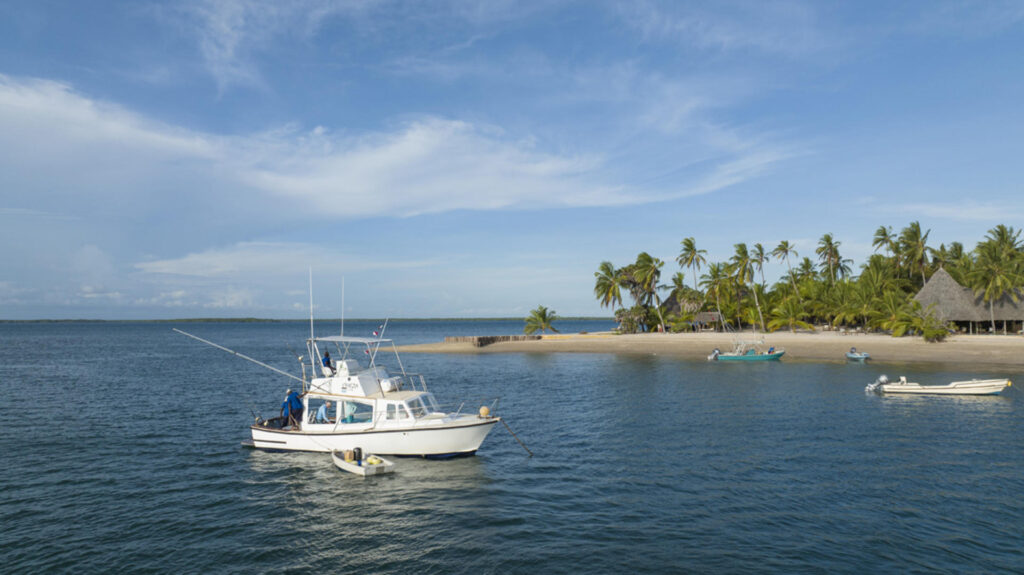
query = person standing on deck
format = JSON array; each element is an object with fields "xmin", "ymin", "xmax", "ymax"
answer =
[
  {"xmin": 280, "ymin": 389, "xmax": 293, "ymax": 426},
  {"xmin": 287, "ymin": 389, "xmax": 304, "ymax": 427},
  {"xmin": 282, "ymin": 389, "xmax": 304, "ymax": 428},
  {"xmin": 322, "ymin": 350, "xmax": 334, "ymax": 374}
]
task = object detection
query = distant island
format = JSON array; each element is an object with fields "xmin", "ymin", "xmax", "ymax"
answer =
[{"xmin": 589, "ymin": 222, "xmax": 1024, "ymax": 340}]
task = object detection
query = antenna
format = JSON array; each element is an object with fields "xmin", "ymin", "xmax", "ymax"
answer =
[
  {"xmin": 309, "ymin": 268, "xmax": 314, "ymax": 343},
  {"xmin": 340, "ymin": 276, "xmax": 345, "ymax": 337}
]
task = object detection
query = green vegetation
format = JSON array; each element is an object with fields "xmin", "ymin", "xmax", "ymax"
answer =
[
  {"xmin": 524, "ymin": 305, "xmax": 560, "ymax": 335},
  {"xmin": 593, "ymin": 223, "xmax": 1024, "ymax": 341}
]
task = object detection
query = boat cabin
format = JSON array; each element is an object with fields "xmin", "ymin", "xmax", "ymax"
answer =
[{"xmin": 269, "ymin": 334, "xmax": 452, "ymax": 431}]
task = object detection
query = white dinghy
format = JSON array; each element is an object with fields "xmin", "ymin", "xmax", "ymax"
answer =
[
  {"xmin": 332, "ymin": 450, "xmax": 395, "ymax": 477},
  {"xmin": 866, "ymin": 375, "xmax": 1011, "ymax": 395}
]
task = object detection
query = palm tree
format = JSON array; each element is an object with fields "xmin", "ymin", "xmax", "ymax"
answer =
[
  {"xmin": 752, "ymin": 243, "xmax": 768, "ymax": 289},
  {"xmin": 899, "ymin": 221, "xmax": 931, "ymax": 286},
  {"xmin": 677, "ymin": 237, "xmax": 707, "ymax": 292},
  {"xmin": 984, "ymin": 224, "xmax": 1023, "ymax": 259},
  {"xmin": 968, "ymin": 240, "xmax": 1022, "ymax": 334},
  {"xmin": 772, "ymin": 240, "xmax": 802, "ymax": 300},
  {"xmin": 593, "ymin": 261, "xmax": 622, "ymax": 310},
  {"xmin": 524, "ymin": 305, "xmax": 559, "ymax": 335},
  {"xmin": 869, "ymin": 290, "xmax": 901, "ymax": 333},
  {"xmin": 816, "ymin": 233, "xmax": 842, "ymax": 285},
  {"xmin": 634, "ymin": 252, "xmax": 668, "ymax": 333},
  {"xmin": 767, "ymin": 297, "xmax": 813, "ymax": 333},
  {"xmin": 796, "ymin": 257, "xmax": 816, "ymax": 281},
  {"xmin": 730, "ymin": 243, "xmax": 766, "ymax": 332},
  {"xmin": 700, "ymin": 262, "xmax": 729, "ymax": 331},
  {"xmin": 872, "ymin": 225, "xmax": 898, "ymax": 273}
]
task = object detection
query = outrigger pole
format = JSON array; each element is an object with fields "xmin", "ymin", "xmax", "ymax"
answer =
[{"xmin": 173, "ymin": 328, "xmax": 304, "ymax": 384}]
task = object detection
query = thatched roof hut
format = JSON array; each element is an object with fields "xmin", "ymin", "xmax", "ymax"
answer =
[
  {"xmin": 693, "ymin": 311, "xmax": 723, "ymax": 324},
  {"xmin": 914, "ymin": 267, "xmax": 1024, "ymax": 322}
]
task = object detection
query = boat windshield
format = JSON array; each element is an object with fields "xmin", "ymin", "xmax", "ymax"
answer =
[{"xmin": 407, "ymin": 397, "xmax": 432, "ymax": 418}]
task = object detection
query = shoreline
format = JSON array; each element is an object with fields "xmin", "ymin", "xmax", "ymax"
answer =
[{"xmin": 397, "ymin": 331, "xmax": 1024, "ymax": 369}]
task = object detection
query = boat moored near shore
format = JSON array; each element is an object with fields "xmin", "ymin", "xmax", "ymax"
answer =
[
  {"xmin": 846, "ymin": 347, "xmax": 870, "ymax": 361},
  {"xmin": 708, "ymin": 339, "xmax": 785, "ymax": 361},
  {"xmin": 866, "ymin": 374, "xmax": 1011, "ymax": 395}
]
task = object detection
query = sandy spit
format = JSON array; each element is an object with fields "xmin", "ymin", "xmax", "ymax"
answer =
[{"xmin": 397, "ymin": 331, "xmax": 1024, "ymax": 369}]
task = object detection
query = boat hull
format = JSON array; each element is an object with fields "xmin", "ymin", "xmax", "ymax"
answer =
[
  {"xmin": 878, "ymin": 379, "xmax": 1010, "ymax": 395},
  {"xmin": 846, "ymin": 353, "xmax": 870, "ymax": 361},
  {"xmin": 715, "ymin": 351, "xmax": 785, "ymax": 362},
  {"xmin": 250, "ymin": 417, "xmax": 499, "ymax": 455}
]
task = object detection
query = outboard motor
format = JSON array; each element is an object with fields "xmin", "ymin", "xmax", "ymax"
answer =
[
  {"xmin": 865, "ymin": 374, "xmax": 888, "ymax": 394},
  {"xmin": 708, "ymin": 348, "xmax": 721, "ymax": 362}
]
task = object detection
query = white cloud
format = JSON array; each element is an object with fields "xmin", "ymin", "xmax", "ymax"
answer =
[
  {"xmin": 1, "ymin": 74, "xmax": 788, "ymax": 223},
  {"xmin": 134, "ymin": 241, "xmax": 437, "ymax": 277},
  {"xmin": 889, "ymin": 202, "xmax": 1021, "ymax": 222},
  {"xmin": 177, "ymin": 0, "xmax": 376, "ymax": 92},
  {"xmin": 618, "ymin": 0, "xmax": 830, "ymax": 57},
  {"xmin": 203, "ymin": 287, "xmax": 256, "ymax": 309},
  {"xmin": 0, "ymin": 74, "xmax": 215, "ymax": 158},
  {"xmin": 909, "ymin": 1, "xmax": 1024, "ymax": 38}
]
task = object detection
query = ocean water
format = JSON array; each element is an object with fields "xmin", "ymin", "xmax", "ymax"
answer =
[{"xmin": 2, "ymin": 320, "xmax": 1023, "ymax": 573}]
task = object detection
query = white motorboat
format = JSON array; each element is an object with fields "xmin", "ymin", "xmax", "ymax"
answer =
[
  {"xmin": 866, "ymin": 374, "xmax": 1011, "ymax": 395},
  {"xmin": 177, "ymin": 329, "xmax": 500, "ymax": 458}
]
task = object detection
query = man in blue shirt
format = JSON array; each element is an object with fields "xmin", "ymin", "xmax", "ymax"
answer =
[
  {"xmin": 280, "ymin": 389, "xmax": 292, "ymax": 426},
  {"xmin": 281, "ymin": 389, "xmax": 304, "ymax": 428},
  {"xmin": 315, "ymin": 401, "xmax": 332, "ymax": 423},
  {"xmin": 322, "ymin": 350, "xmax": 334, "ymax": 374}
]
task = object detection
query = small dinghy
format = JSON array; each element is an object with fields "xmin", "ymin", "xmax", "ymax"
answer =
[
  {"xmin": 332, "ymin": 449, "xmax": 395, "ymax": 477},
  {"xmin": 866, "ymin": 375, "xmax": 1011, "ymax": 395},
  {"xmin": 846, "ymin": 347, "xmax": 870, "ymax": 361}
]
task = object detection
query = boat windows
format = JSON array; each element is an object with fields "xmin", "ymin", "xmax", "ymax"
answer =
[
  {"xmin": 339, "ymin": 400, "xmax": 373, "ymax": 423},
  {"xmin": 424, "ymin": 394, "xmax": 439, "ymax": 411},
  {"xmin": 309, "ymin": 399, "xmax": 335, "ymax": 424},
  {"xmin": 386, "ymin": 403, "xmax": 410, "ymax": 421},
  {"xmin": 406, "ymin": 397, "xmax": 430, "ymax": 418}
]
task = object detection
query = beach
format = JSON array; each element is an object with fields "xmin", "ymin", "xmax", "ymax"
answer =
[{"xmin": 399, "ymin": 331, "xmax": 1024, "ymax": 368}]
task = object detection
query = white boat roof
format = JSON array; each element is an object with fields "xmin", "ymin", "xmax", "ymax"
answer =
[
  {"xmin": 306, "ymin": 389, "xmax": 427, "ymax": 401},
  {"xmin": 313, "ymin": 335, "xmax": 393, "ymax": 344}
]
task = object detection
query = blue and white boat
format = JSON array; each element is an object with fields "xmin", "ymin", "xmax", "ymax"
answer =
[
  {"xmin": 845, "ymin": 347, "xmax": 870, "ymax": 361},
  {"xmin": 708, "ymin": 340, "xmax": 785, "ymax": 361}
]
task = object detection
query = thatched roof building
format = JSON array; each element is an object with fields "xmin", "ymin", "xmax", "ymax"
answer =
[{"xmin": 914, "ymin": 267, "xmax": 1024, "ymax": 322}]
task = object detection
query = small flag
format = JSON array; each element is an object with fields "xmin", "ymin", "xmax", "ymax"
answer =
[
  {"xmin": 364, "ymin": 349, "xmax": 370, "ymax": 354},
  {"xmin": 372, "ymin": 330, "xmax": 379, "ymax": 336}
]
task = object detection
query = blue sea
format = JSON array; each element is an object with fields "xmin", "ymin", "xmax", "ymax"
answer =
[{"xmin": 2, "ymin": 320, "xmax": 1023, "ymax": 573}]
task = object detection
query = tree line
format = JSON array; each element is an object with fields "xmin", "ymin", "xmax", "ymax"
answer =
[{"xmin": 593, "ymin": 223, "xmax": 1024, "ymax": 341}]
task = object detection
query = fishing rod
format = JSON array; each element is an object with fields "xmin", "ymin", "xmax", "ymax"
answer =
[{"xmin": 173, "ymin": 328, "xmax": 304, "ymax": 384}]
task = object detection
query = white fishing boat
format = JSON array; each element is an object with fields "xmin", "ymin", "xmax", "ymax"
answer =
[
  {"xmin": 866, "ymin": 375, "xmax": 1011, "ymax": 395},
  {"xmin": 331, "ymin": 450, "xmax": 395, "ymax": 476},
  {"xmin": 176, "ymin": 329, "xmax": 500, "ymax": 458}
]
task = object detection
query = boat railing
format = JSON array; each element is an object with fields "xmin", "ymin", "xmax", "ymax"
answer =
[
  {"xmin": 388, "ymin": 373, "xmax": 429, "ymax": 393},
  {"xmin": 432, "ymin": 398, "xmax": 500, "ymax": 420}
]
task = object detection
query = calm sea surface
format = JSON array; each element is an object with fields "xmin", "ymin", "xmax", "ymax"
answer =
[{"xmin": 2, "ymin": 320, "xmax": 1023, "ymax": 573}]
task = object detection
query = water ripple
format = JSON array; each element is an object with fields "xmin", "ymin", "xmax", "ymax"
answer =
[{"xmin": 2, "ymin": 323, "xmax": 1023, "ymax": 573}]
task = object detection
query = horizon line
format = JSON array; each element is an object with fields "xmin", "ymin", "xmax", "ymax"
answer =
[{"xmin": 0, "ymin": 316, "xmax": 616, "ymax": 324}]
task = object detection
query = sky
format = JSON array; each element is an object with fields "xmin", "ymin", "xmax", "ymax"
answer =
[{"xmin": 1, "ymin": 0, "xmax": 1023, "ymax": 319}]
